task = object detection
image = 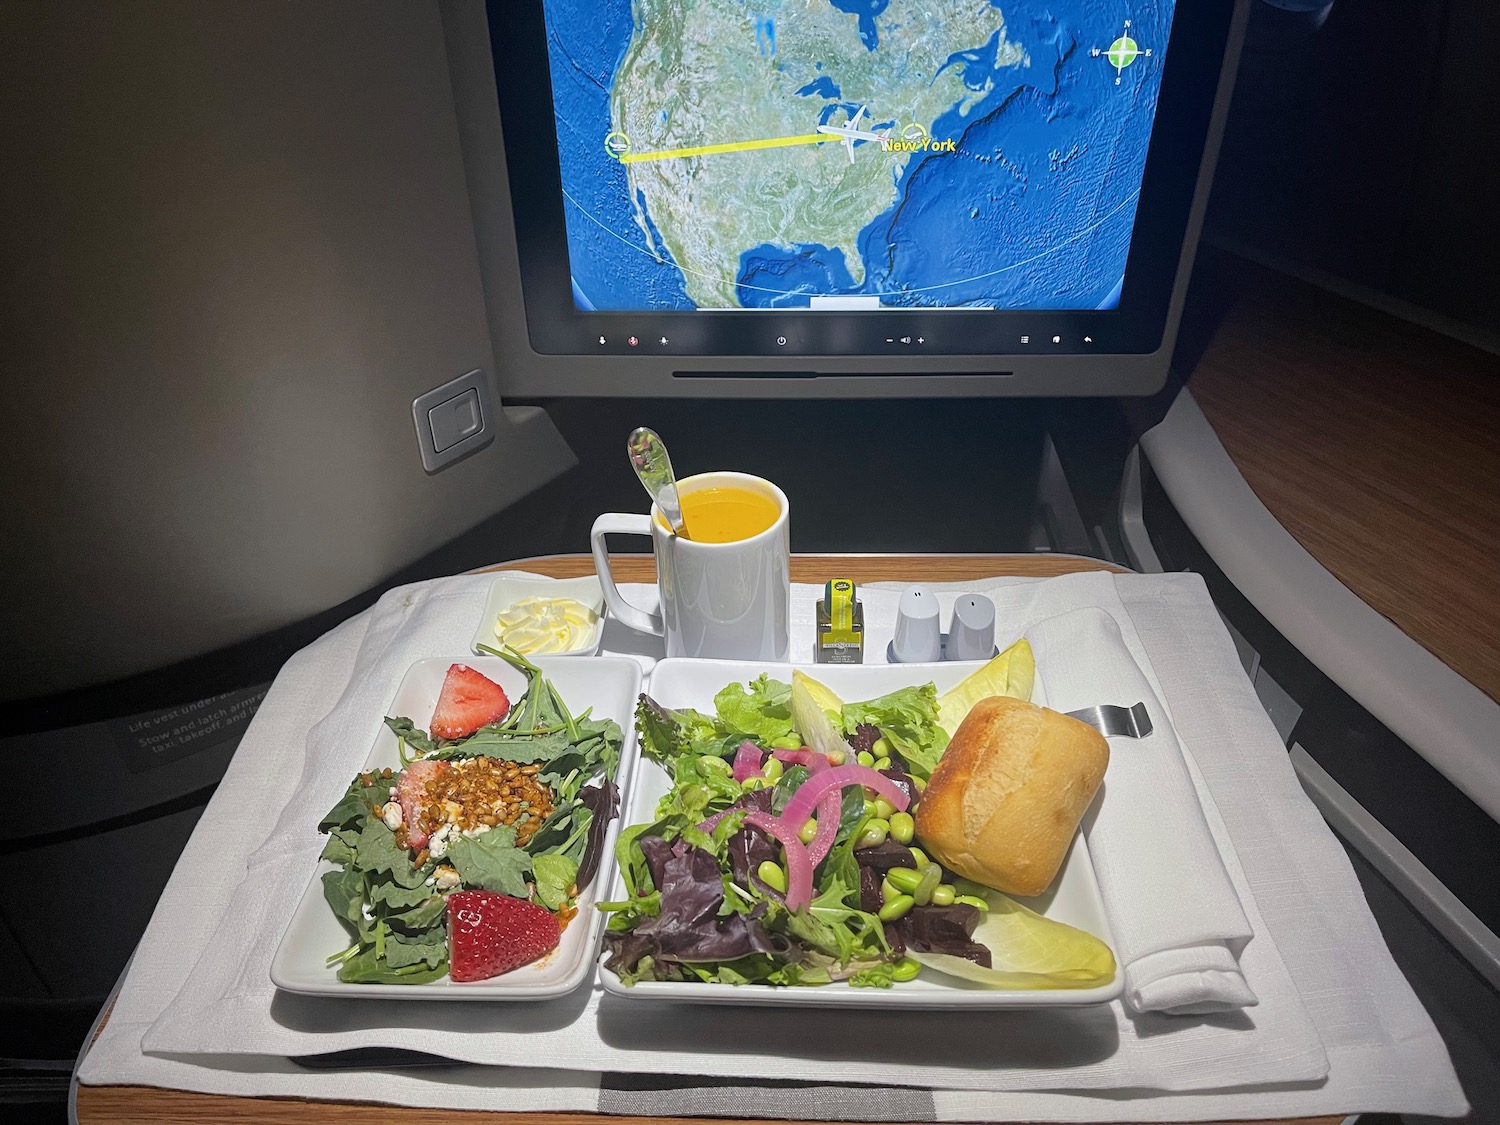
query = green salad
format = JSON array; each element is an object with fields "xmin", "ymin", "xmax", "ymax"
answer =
[{"xmin": 599, "ymin": 669, "xmax": 1116, "ymax": 990}]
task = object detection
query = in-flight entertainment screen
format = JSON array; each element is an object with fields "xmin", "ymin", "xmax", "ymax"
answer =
[{"xmin": 541, "ymin": 0, "xmax": 1175, "ymax": 314}]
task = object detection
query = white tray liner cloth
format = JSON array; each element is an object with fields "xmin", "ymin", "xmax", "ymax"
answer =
[
  {"xmin": 78, "ymin": 571, "xmax": 1467, "ymax": 1120},
  {"xmin": 139, "ymin": 572, "xmax": 1320, "ymax": 1090}
]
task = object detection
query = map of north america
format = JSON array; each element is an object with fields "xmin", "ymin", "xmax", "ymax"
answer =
[{"xmin": 543, "ymin": 0, "xmax": 1172, "ymax": 312}]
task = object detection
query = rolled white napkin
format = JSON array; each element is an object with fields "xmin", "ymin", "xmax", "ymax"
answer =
[{"xmin": 1026, "ymin": 606, "xmax": 1258, "ymax": 1015}]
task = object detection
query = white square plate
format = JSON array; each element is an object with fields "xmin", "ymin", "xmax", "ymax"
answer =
[
  {"xmin": 270, "ymin": 654, "xmax": 641, "ymax": 999},
  {"xmin": 470, "ymin": 573, "xmax": 606, "ymax": 657},
  {"xmin": 599, "ymin": 658, "xmax": 1121, "ymax": 1009}
]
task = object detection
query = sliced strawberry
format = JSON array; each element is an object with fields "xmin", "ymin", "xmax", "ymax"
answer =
[
  {"xmin": 447, "ymin": 890, "xmax": 560, "ymax": 982},
  {"xmin": 396, "ymin": 758, "xmax": 447, "ymax": 849},
  {"xmin": 430, "ymin": 663, "xmax": 510, "ymax": 740}
]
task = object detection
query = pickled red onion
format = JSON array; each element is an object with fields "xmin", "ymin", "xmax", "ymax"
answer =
[
  {"xmin": 771, "ymin": 748, "xmax": 830, "ymax": 772},
  {"xmin": 772, "ymin": 749, "xmax": 839, "ymax": 864},
  {"xmin": 777, "ymin": 763, "xmax": 909, "ymax": 834},
  {"xmin": 731, "ymin": 741, "xmax": 765, "ymax": 783},
  {"xmin": 806, "ymin": 793, "xmax": 841, "ymax": 866},
  {"xmin": 744, "ymin": 811, "xmax": 814, "ymax": 912}
]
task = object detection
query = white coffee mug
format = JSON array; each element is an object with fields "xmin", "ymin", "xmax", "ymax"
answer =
[{"xmin": 590, "ymin": 471, "xmax": 790, "ymax": 660}]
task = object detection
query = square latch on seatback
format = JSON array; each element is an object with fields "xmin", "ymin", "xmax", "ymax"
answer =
[
  {"xmin": 429, "ymin": 388, "xmax": 481, "ymax": 452},
  {"xmin": 412, "ymin": 369, "xmax": 494, "ymax": 472}
]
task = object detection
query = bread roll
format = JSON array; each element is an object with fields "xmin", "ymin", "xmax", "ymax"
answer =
[{"xmin": 914, "ymin": 695, "xmax": 1108, "ymax": 897}]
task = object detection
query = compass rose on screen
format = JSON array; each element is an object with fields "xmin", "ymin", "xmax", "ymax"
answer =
[{"xmin": 1091, "ymin": 19, "xmax": 1155, "ymax": 86}]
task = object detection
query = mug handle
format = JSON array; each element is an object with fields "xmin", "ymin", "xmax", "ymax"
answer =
[{"xmin": 590, "ymin": 513, "xmax": 665, "ymax": 637}]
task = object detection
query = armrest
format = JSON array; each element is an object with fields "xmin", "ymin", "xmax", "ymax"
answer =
[{"xmin": 1140, "ymin": 387, "xmax": 1500, "ymax": 825}]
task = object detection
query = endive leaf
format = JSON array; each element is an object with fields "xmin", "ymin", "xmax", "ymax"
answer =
[
  {"xmin": 935, "ymin": 637, "xmax": 1036, "ymax": 735},
  {"xmin": 790, "ymin": 670, "xmax": 848, "ymax": 756},
  {"xmin": 910, "ymin": 889, "xmax": 1116, "ymax": 990}
]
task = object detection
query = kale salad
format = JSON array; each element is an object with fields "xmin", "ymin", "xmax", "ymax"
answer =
[{"xmin": 315, "ymin": 649, "xmax": 623, "ymax": 984}]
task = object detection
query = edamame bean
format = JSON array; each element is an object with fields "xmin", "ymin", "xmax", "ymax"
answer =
[
  {"xmin": 912, "ymin": 863, "xmax": 942, "ymax": 906},
  {"xmin": 872, "ymin": 797, "xmax": 896, "ymax": 820},
  {"xmin": 825, "ymin": 748, "xmax": 847, "ymax": 766},
  {"xmin": 742, "ymin": 777, "xmax": 768, "ymax": 791},
  {"xmin": 856, "ymin": 750, "xmax": 875, "ymax": 768},
  {"xmin": 757, "ymin": 861, "xmax": 787, "ymax": 893},
  {"xmin": 891, "ymin": 957, "xmax": 921, "ymax": 983},
  {"xmin": 872, "ymin": 736, "xmax": 893, "ymax": 758},
  {"xmin": 855, "ymin": 819, "xmax": 889, "ymax": 849},
  {"xmin": 798, "ymin": 817, "xmax": 819, "ymax": 845},
  {"xmin": 908, "ymin": 847, "xmax": 930, "ymax": 870},
  {"xmin": 698, "ymin": 755, "xmax": 731, "ymax": 775},
  {"xmin": 872, "ymin": 756, "xmax": 892, "ymax": 771},
  {"xmin": 880, "ymin": 876, "xmax": 902, "ymax": 904},
  {"xmin": 862, "ymin": 798, "xmax": 877, "ymax": 818},
  {"xmin": 952, "ymin": 894, "xmax": 991, "ymax": 911},
  {"xmin": 762, "ymin": 758, "xmax": 784, "ymax": 781},
  {"xmin": 885, "ymin": 866, "xmax": 923, "ymax": 895},
  {"xmin": 877, "ymin": 894, "xmax": 914, "ymax": 922},
  {"xmin": 929, "ymin": 883, "xmax": 956, "ymax": 907},
  {"xmin": 888, "ymin": 811, "xmax": 915, "ymax": 844}
]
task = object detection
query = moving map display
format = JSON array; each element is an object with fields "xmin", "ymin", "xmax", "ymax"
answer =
[{"xmin": 541, "ymin": 0, "xmax": 1176, "ymax": 314}]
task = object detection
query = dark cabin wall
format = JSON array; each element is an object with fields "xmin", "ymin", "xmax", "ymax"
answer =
[
  {"xmin": 0, "ymin": 1, "xmax": 576, "ymax": 701},
  {"xmin": 1389, "ymin": 0, "xmax": 1500, "ymax": 329},
  {"xmin": 1205, "ymin": 0, "xmax": 1500, "ymax": 339}
]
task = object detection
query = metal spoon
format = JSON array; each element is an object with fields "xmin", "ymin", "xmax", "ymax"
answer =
[{"xmin": 627, "ymin": 427, "xmax": 690, "ymax": 538}]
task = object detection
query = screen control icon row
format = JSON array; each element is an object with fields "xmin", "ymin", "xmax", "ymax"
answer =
[
  {"xmin": 596, "ymin": 335, "xmax": 670, "ymax": 347},
  {"xmin": 591, "ymin": 331, "xmax": 1095, "ymax": 351}
]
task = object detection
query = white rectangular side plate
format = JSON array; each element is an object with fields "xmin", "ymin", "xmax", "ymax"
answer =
[
  {"xmin": 599, "ymin": 658, "xmax": 1122, "ymax": 1009},
  {"xmin": 270, "ymin": 654, "xmax": 641, "ymax": 1000}
]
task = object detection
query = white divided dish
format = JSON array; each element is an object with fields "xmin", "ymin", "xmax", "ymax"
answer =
[
  {"xmin": 270, "ymin": 654, "xmax": 641, "ymax": 1000},
  {"xmin": 600, "ymin": 658, "xmax": 1122, "ymax": 1009},
  {"xmin": 470, "ymin": 573, "xmax": 606, "ymax": 657}
]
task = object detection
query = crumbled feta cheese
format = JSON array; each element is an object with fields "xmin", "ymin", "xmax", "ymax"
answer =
[
  {"xmin": 428, "ymin": 823, "xmax": 453, "ymax": 859},
  {"xmin": 381, "ymin": 802, "xmax": 403, "ymax": 830},
  {"xmin": 434, "ymin": 865, "xmax": 461, "ymax": 892}
]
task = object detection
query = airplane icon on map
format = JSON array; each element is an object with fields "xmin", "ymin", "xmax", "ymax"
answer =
[{"xmin": 815, "ymin": 105, "xmax": 891, "ymax": 163}]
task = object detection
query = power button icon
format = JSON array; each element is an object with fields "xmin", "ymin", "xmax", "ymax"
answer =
[{"xmin": 776, "ymin": 336, "xmax": 787, "ymax": 347}]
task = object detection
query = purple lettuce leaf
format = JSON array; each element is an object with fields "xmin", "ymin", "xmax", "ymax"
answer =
[
  {"xmin": 602, "ymin": 841, "xmax": 776, "ymax": 976},
  {"xmin": 575, "ymin": 778, "xmax": 619, "ymax": 891}
]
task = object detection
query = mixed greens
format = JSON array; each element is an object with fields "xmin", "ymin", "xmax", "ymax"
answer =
[
  {"xmin": 317, "ymin": 649, "xmax": 622, "ymax": 984},
  {"xmin": 600, "ymin": 665, "xmax": 1115, "ymax": 991}
]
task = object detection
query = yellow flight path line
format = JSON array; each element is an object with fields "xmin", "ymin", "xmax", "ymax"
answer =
[{"xmin": 620, "ymin": 132, "xmax": 831, "ymax": 164}]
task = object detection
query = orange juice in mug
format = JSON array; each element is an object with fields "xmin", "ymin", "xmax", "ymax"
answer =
[
  {"xmin": 655, "ymin": 484, "xmax": 781, "ymax": 544},
  {"xmin": 594, "ymin": 472, "xmax": 790, "ymax": 660}
]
